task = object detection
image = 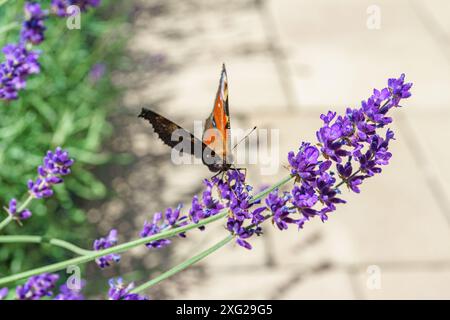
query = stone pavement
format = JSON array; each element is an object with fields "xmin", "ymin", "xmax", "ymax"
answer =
[{"xmin": 117, "ymin": 0, "xmax": 450, "ymax": 299}]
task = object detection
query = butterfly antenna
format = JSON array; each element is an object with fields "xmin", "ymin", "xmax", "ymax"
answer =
[{"xmin": 232, "ymin": 126, "xmax": 257, "ymax": 151}]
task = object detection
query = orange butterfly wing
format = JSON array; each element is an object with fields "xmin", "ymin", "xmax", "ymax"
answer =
[{"xmin": 202, "ymin": 64, "xmax": 231, "ymax": 163}]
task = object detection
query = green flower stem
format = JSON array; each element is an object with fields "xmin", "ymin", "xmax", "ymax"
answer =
[
  {"xmin": 17, "ymin": 195, "xmax": 34, "ymax": 213},
  {"xmin": 253, "ymin": 174, "xmax": 293, "ymax": 203},
  {"xmin": 131, "ymin": 211, "xmax": 278, "ymax": 294},
  {"xmin": 131, "ymin": 234, "xmax": 234, "ymax": 294},
  {"xmin": 0, "ymin": 174, "xmax": 293, "ymax": 287},
  {"xmin": 0, "ymin": 215, "xmax": 13, "ymax": 231},
  {"xmin": 0, "ymin": 235, "xmax": 94, "ymax": 256},
  {"xmin": 335, "ymin": 169, "xmax": 362, "ymax": 189},
  {"xmin": 0, "ymin": 212, "xmax": 224, "ymax": 286}
]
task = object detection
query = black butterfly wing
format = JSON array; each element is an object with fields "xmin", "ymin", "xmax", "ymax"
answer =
[{"xmin": 138, "ymin": 108, "xmax": 222, "ymax": 167}]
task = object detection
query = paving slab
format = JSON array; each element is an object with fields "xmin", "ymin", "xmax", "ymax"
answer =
[
  {"xmin": 412, "ymin": 0, "xmax": 450, "ymax": 36},
  {"xmin": 267, "ymin": 0, "xmax": 450, "ymax": 111},
  {"xmin": 404, "ymin": 112, "xmax": 450, "ymax": 205},
  {"xmin": 354, "ymin": 268, "xmax": 450, "ymax": 299},
  {"xmin": 276, "ymin": 269, "xmax": 356, "ymax": 299},
  {"xmin": 176, "ymin": 269, "xmax": 286, "ymax": 299},
  {"xmin": 174, "ymin": 263, "xmax": 355, "ymax": 299},
  {"xmin": 148, "ymin": 56, "xmax": 288, "ymax": 118},
  {"xmin": 126, "ymin": 0, "xmax": 287, "ymax": 117}
]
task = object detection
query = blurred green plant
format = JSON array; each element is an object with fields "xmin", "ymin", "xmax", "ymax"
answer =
[{"xmin": 0, "ymin": 0, "xmax": 131, "ymax": 275}]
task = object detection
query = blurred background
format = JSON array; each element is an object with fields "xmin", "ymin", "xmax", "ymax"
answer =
[{"xmin": 1, "ymin": 0, "xmax": 450, "ymax": 299}]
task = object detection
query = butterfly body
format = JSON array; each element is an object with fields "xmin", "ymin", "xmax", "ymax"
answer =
[{"xmin": 139, "ymin": 64, "xmax": 234, "ymax": 173}]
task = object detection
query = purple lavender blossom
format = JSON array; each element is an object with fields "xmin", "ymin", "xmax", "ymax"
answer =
[
  {"xmin": 217, "ymin": 171, "xmax": 261, "ymax": 217},
  {"xmin": 337, "ymin": 161, "xmax": 365, "ymax": 193},
  {"xmin": 7, "ymin": 198, "xmax": 32, "ymax": 221},
  {"xmin": 0, "ymin": 288, "xmax": 8, "ymax": 300},
  {"xmin": 291, "ymin": 185, "xmax": 318, "ymax": 215},
  {"xmin": 16, "ymin": 273, "xmax": 59, "ymax": 300},
  {"xmin": 108, "ymin": 278, "xmax": 148, "ymax": 300},
  {"xmin": 316, "ymin": 119, "xmax": 350, "ymax": 163},
  {"xmin": 388, "ymin": 73, "xmax": 412, "ymax": 104},
  {"xmin": 140, "ymin": 213, "xmax": 171, "ymax": 249},
  {"xmin": 73, "ymin": 0, "xmax": 102, "ymax": 11},
  {"xmin": 189, "ymin": 179, "xmax": 225, "ymax": 227},
  {"xmin": 0, "ymin": 44, "xmax": 40, "ymax": 101},
  {"xmin": 54, "ymin": 282, "xmax": 85, "ymax": 300},
  {"xmin": 281, "ymin": 74, "xmax": 412, "ymax": 230},
  {"xmin": 21, "ymin": 2, "xmax": 48, "ymax": 45},
  {"xmin": 266, "ymin": 190, "xmax": 296, "ymax": 230},
  {"xmin": 27, "ymin": 147, "xmax": 74, "ymax": 199},
  {"xmin": 217, "ymin": 170, "xmax": 266, "ymax": 249},
  {"xmin": 51, "ymin": 0, "xmax": 102, "ymax": 17},
  {"xmin": 89, "ymin": 63, "xmax": 106, "ymax": 83},
  {"xmin": 315, "ymin": 172, "xmax": 345, "ymax": 218},
  {"xmin": 140, "ymin": 205, "xmax": 188, "ymax": 249},
  {"xmin": 93, "ymin": 229, "xmax": 121, "ymax": 268},
  {"xmin": 361, "ymin": 90, "xmax": 393, "ymax": 126},
  {"xmin": 226, "ymin": 219, "xmax": 262, "ymax": 250},
  {"xmin": 165, "ymin": 204, "xmax": 185, "ymax": 227},
  {"xmin": 288, "ymin": 143, "xmax": 332, "ymax": 180},
  {"xmin": 51, "ymin": 0, "xmax": 71, "ymax": 16}
]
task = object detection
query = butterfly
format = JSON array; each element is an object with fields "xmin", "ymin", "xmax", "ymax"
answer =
[{"xmin": 139, "ymin": 64, "xmax": 237, "ymax": 174}]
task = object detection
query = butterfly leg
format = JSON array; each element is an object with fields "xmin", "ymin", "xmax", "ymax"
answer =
[{"xmin": 211, "ymin": 171, "xmax": 222, "ymax": 180}]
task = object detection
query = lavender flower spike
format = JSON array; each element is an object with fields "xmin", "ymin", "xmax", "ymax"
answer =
[
  {"xmin": 21, "ymin": 2, "xmax": 48, "ymax": 45},
  {"xmin": 27, "ymin": 147, "xmax": 74, "ymax": 199},
  {"xmin": 16, "ymin": 273, "xmax": 59, "ymax": 300},
  {"xmin": 0, "ymin": 44, "xmax": 40, "ymax": 101},
  {"xmin": 276, "ymin": 73, "xmax": 412, "ymax": 232},
  {"xmin": 108, "ymin": 278, "xmax": 148, "ymax": 300},
  {"xmin": 54, "ymin": 282, "xmax": 85, "ymax": 300},
  {"xmin": 93, "ymin": 229, "xmax": 121, "ymax": 268},
  {"xmin": 7, "ymin": 198, "xmax": 32, "ymax": 221},
  {"xmin": 140, "ymin": 205, "xmax": 188, "ymax": 249}
]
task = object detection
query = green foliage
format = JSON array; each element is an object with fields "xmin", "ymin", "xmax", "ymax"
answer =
[{"xmin": 0, "ymin": 0, "xmax": 130, "ymax": 275}]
